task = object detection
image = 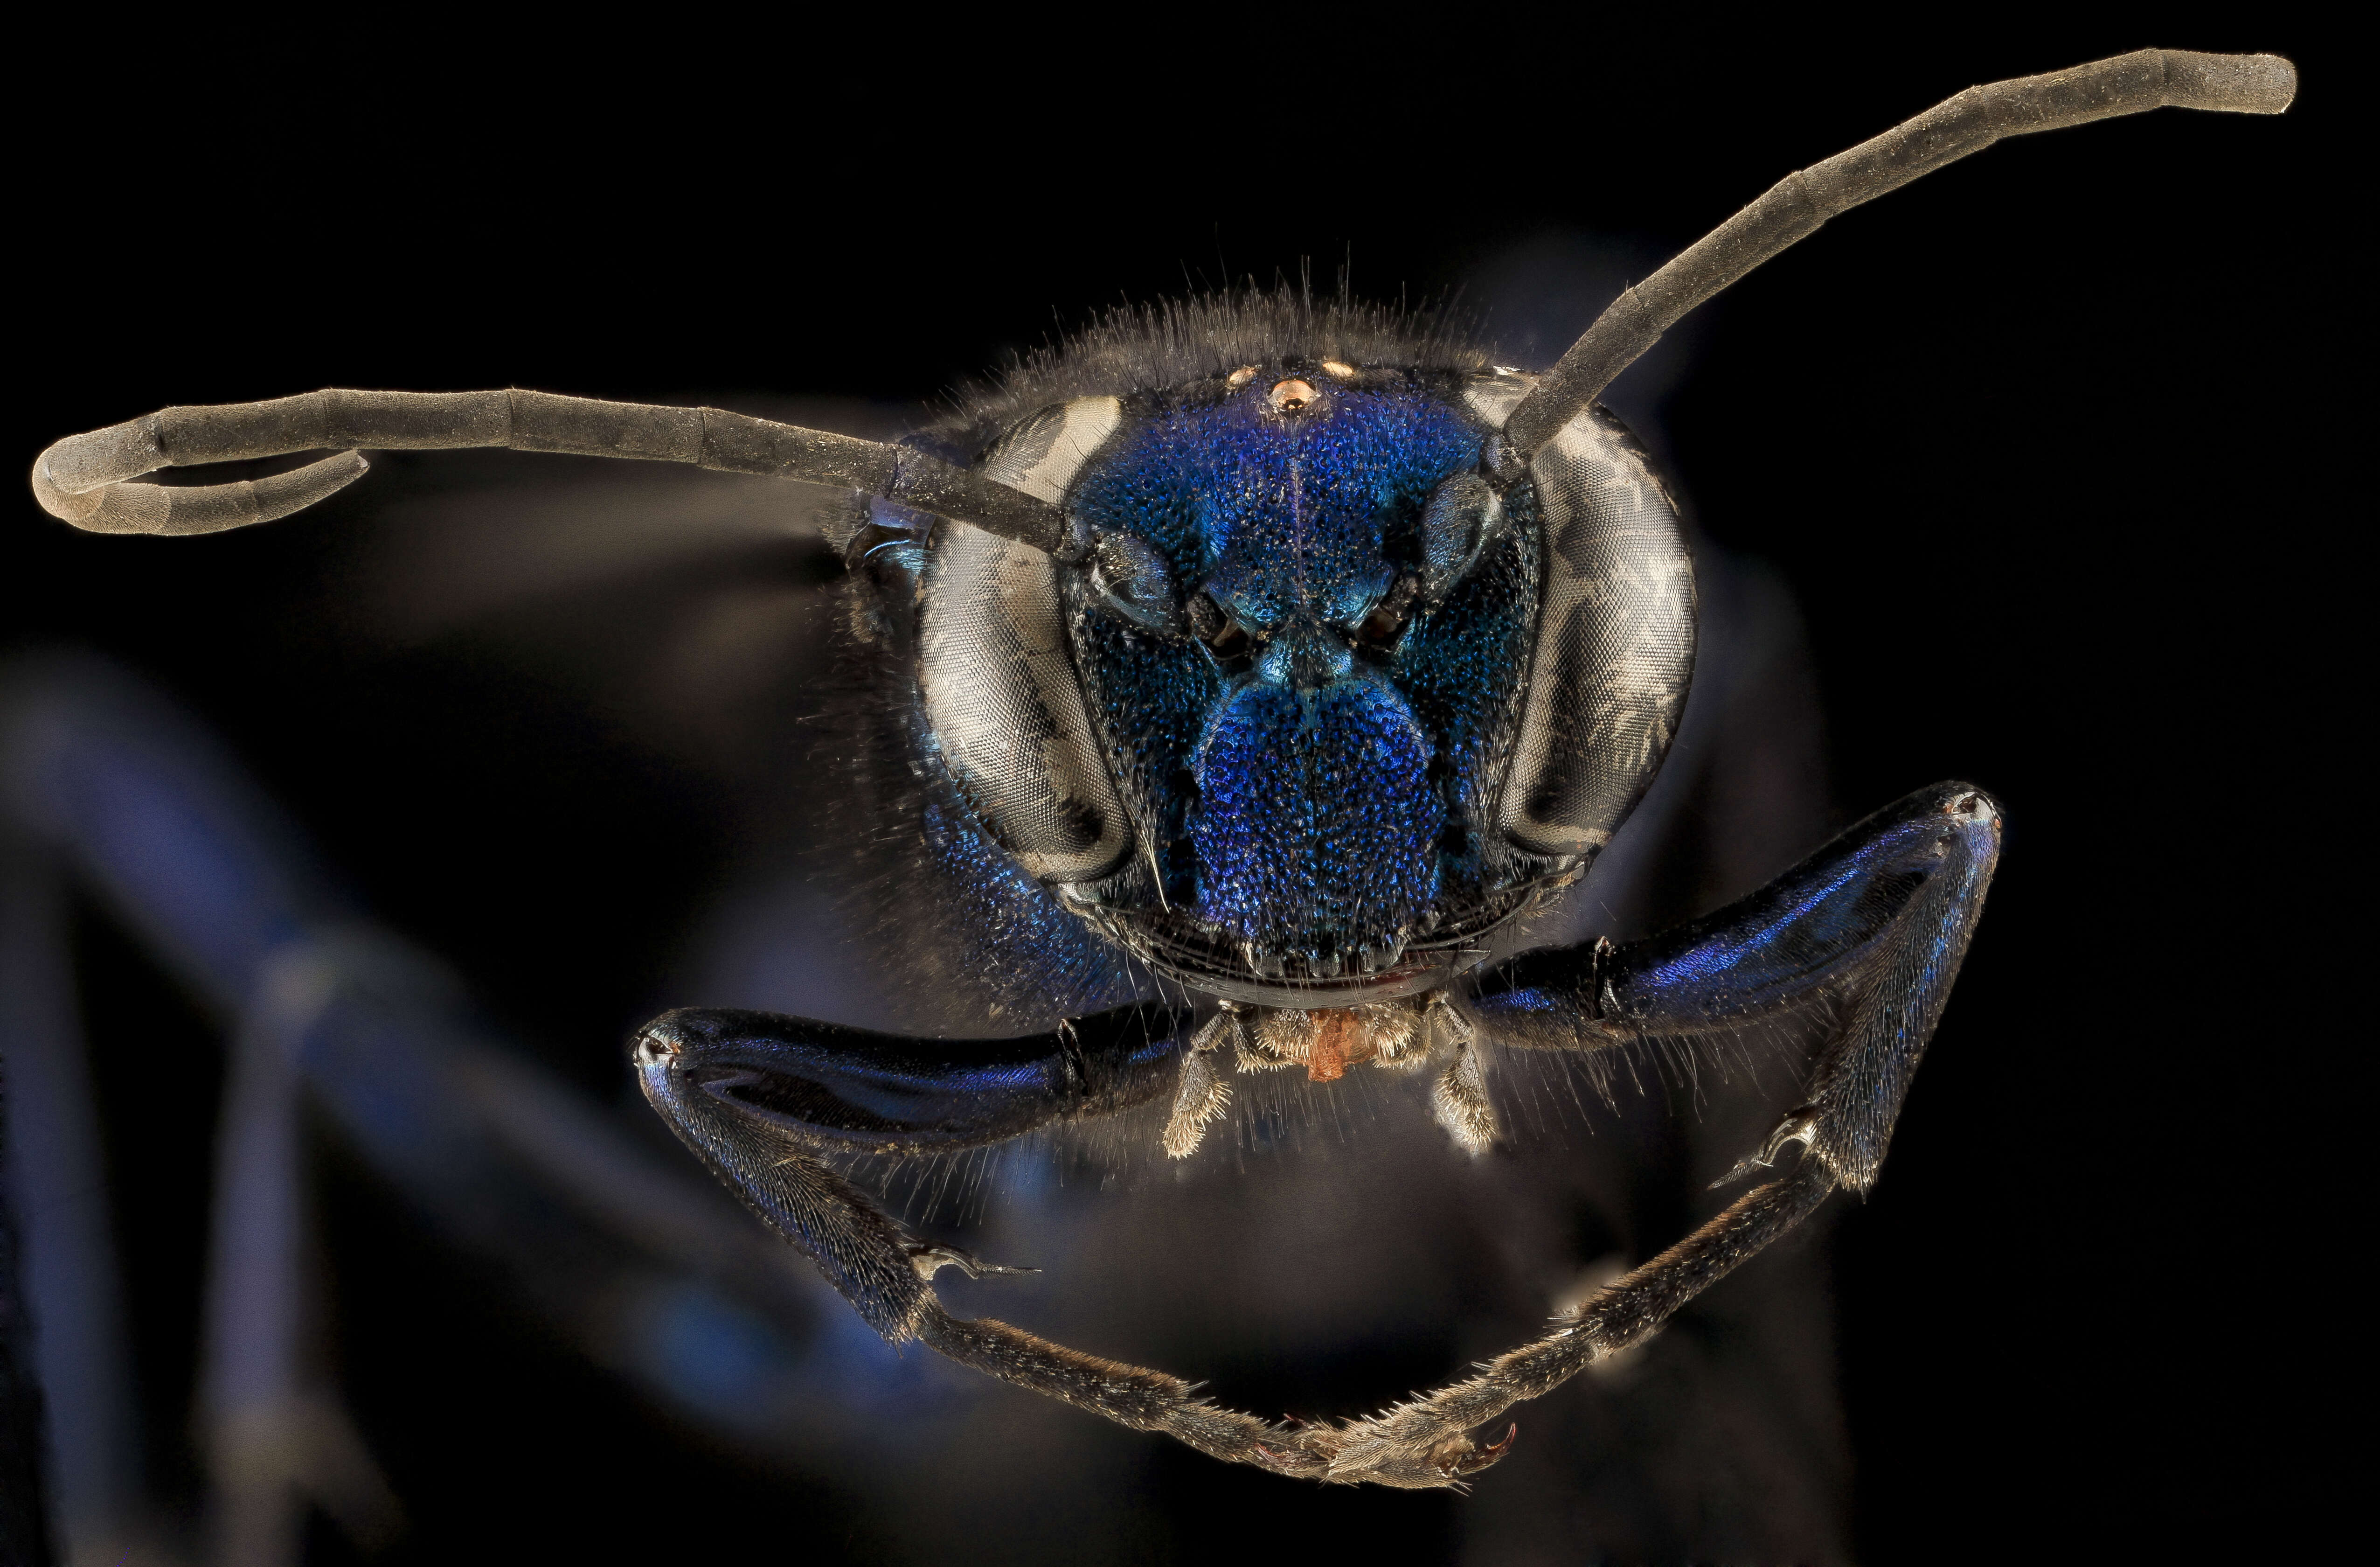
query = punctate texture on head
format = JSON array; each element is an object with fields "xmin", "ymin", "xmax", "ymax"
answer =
[{"xmin": 1061, "ymin": 370, "xmax": 1536, "ymax": 965}]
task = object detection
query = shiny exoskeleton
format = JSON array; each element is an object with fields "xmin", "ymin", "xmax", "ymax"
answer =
[{"xmin": 30, "ymin": 49, "xmax": 2295, "ymax": 1489}]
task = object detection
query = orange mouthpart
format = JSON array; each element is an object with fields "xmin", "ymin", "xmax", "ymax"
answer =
[{"xmin": 1306, "ymin": 1009, "xmax": 1370, "ymax": 1082}]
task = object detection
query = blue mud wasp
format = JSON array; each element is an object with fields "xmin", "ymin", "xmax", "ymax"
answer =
[{"xmin": 27, "ymin": 49, "xmax": 2296, "ymax": 1490}]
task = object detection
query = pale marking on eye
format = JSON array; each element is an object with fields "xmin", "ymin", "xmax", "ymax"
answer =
[
  {"xmin": 918, "ymin": 525, "xmax": 1132, "ymax": 883},
  {"xmin": 1461, "ymin": 372, "xmax": 1537, "ymax": 430},
  {"xmin": 981, "ymin": 396, "xmax": 1124, "ymax": 505},
  {"xmin": 1226, "ymin": 366, "xmax": 1258, "ymax": 389},
  {"xmin": 1320, "ymin": 360, "xmax": 1356, "ymax": 379},
  {"xmin": 1500, "ymin": 409, "xmax": 1693, "ymax": 857}
]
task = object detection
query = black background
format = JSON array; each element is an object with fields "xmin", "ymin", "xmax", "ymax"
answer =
[{"xmin": 8, "ymin": 10, "xmax": 2353, "ymax": 1562}]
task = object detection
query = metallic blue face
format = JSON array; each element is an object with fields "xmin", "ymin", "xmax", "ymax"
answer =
[{"xmin": 1062, "ymin": 370, "xmax": 1541, "ymax": 984}]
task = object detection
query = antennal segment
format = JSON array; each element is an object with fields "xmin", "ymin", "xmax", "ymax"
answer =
[
  {"xmin": 1500, "ymin": 49, "xmax": 2297, "ymax": 457},
  {"xmin": 30, "ymin": 389, "xmax": 1069, "ymax": 554}
]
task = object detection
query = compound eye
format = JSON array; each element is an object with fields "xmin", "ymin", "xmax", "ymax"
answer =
[
  {"xmin": 1087, "ymin": 531, "xmax": 1185, "ymax": 635},
  {"xmin": 1417, "ymin": 473, "xmax": 1506, "ymax": 601},
  {"xmin": 1498, "ymin": 409, "xmax": 1694, "ymax": 861},
  {"xmin": 919, "ymin": 526, "xmax": 1131, "ymax": 885}
]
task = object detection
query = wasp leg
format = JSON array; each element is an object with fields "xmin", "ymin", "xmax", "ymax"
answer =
[
  {"xmin": 1475, "ymin": 780, "xmax": 2002, "ymax": 1191},
  {"xmin": 1258, "ymin": 783, "xmax": 2004, "ymax": 1488},
  {"xmin": 1298, "ymin": 1163, "xmax": 1835, "ymax": 1487},
  {"xmin": 632, "ymin": 998, "xmax": 1822, "ymax": 1490},
  {"xmin": 631, "ymin": 1003, "xmax": 1180, "ymax": 1335},
  {"xmin": 641, "ymin": 785, "xmax": 1998, "ymax": 1488},
  {"xmin": 634, "ymin": 1005, "xmax": 1343, "ymax": 1473},
  {"xmin": 910, "ymin": 1309, "xmax": 1327, "ymax": 1479},
  {"xmin": 969, "ymin": 1149, "xmax": 1833, "ymax": 1491},
  {"xmin": 1161, "ymin": 1007, "xmax": 1245, "ymax": 1158},
  {"xmin": 1428, "ymin": 1006, "xmax": 1500, "ymax": 1155}
]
